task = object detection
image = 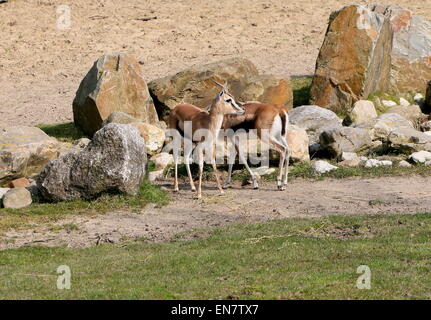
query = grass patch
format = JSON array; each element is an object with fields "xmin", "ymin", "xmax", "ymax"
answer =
[
  {"xmin": 0, "ymin": 213, "xmax": 430, "ymax": 299},
  {"xmin": 168, "ymin": 161, "xmax": 431, "ymax": 183},
  {"xmin": 231, "ymin": 161, "xmax": 431, "ymax": 182},
  {"xmin": 0, "ymin": 180, "xmax": 168, "ymax": 235},
  {"xmin": 290, "ymin": 76, "xmax": 313, "ymax": 107},
  {"xmin": 37, "ymin": 122, "xmax": 86, "ymax": 142}
]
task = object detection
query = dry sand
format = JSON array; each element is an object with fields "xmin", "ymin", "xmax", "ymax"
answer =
[{"xmin": 1, "ymin": 0, "xmax": 430, "ymax": 126}]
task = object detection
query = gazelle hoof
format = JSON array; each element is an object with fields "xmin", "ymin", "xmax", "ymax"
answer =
[
  {"xmin": 191, "ymin": 187, "xmax": 196, "ymax": 192},
  {"xmin": 173, "ymin": 188, "xmax": 179, "ymax": 193},
  {"xmin": 278, "ymin": 185, "xmax": 286, "ymax": 191},
  {"xmin": 222, "ymin": 184, "xmax": 231, "ymax": 189}
]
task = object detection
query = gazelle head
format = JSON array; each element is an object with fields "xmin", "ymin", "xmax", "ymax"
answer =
[{"xmin": 210, "ymin": 80, "xmax": 245, "ymax": 115}]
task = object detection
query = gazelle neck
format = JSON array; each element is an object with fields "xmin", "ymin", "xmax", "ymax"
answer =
[{"xmin": 208, "ymin": 103, "xmax": 225, "ymax": 138}]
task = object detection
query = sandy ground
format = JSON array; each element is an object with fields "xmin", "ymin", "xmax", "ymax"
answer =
[
  {"xmin": 1, "ymin": 0, "xmax": 430, "ymax": 126},
  {"xmin": 2, "ymin": 175, "xmax": 430, "ymax": 250}
]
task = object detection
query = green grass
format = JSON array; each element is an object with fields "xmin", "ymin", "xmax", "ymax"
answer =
[
  {"xmin": 0, "ymin": 214, "xmax": 430, "ymax": 299},
  {"xmin": 37, "ymin": 122, "xmax": 86, "ymax": 142},
  {"xmin": 0, "ymin": 180, "xmax": 168, "ymax": 235},
  {"xmin": 290, "ymin": 76, "xmax": 313, "ymax": 107},
  {"xmin": 171, "ymin": 161, "xmax": 431, "ymax": 183}
]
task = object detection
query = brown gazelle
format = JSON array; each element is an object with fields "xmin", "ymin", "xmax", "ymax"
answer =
[
  {"xmin": 222, "ymin": 102, "xmax": 290, "ymax": 191},
  {"xmin": 168, "ymin": 82, "xmax": 244, "ymax": 199}
]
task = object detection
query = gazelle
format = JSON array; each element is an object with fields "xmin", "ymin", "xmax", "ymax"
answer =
[
  {"xmin": 222, "ymin": 102, "xmax": 290, "ymax": 191},
  {"xmin": 168, "ymin": 82, "xmax": 244, "ymax": 199}
]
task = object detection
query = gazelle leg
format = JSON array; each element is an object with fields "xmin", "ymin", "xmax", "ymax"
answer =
[
  {"xmin": 283, "ymin": 144, "xmax": 290, "ymax": 186},
  {"xmin": 223, "ymin": 163, "xmax": 234, "ymax": 189},
  {"xmin": 212, "ymin": 161, "xmax": 224, "ymax": 194},
  {"xmin": 224, "ymin": 137, "xmax": 259, "ymax": 189},
  {"xmin": 173, "ymin": 154, "xmax": 179, "ymax": 192},
  {"xmin": 237, "ymin": 143, "xmax": 259, "ymax": 189},
  {"xmin": 270, "ymin": 137, "xmax": 287, "ymax": 191},
  {"xmin": 184, "ymin": 140, "xmax": 196, "ymax": 192},
  {"xmin": 196, "ymin": 147, "xmax": 204, "ymax": 199}
]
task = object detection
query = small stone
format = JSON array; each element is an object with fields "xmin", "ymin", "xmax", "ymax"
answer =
[
  {"xmin": 2, "ymin": 188, "xmax": 32, "ymax": 209},
  {"xmin": 414, "ymin": 93, "xmax": 424, "ymax": 103},
  {"xmin": 398, "ymin": 160, "xmax": 412, "ymax": 168},
  {"xmin": 341, "ymin": 152, "xmax": 358, "ymax": 161},
  {"xmin": 364, "ymin": 159, "xmax": 392, "ymax": 168},
  {"xmin": 312, "ymin": 160, "xmax": 338, "ymax": 174},
  {"xmin": 148, "ymin": 170, "xmax": 164, "ymax": 182},
  {"xmin": 72, "ymin": 138, "xmax": 91, "ymax": 149},
  {"xmin": 425, "ymin": 161, "xmax": 431, "ymax": 166},
  {"xmin": 424, "ymin": 131, "xmax": 431, "ymax": 137},
  {"xmin": 338, "ymin": 159, "xmax": 360, "ymax": 167},
  {"xmin": 150, "ymin": 152, "xmax": 173, "ymax": 171},
  {"xmin": 382, "ymin": 100, "xmax": 398, "ymax": 107},
  {"xmin": 409, "ymin": 151, "xmax": 431, "ymax": 164},
  {"xmin": 250, "ymin": 166, "xmax": 276, "ymax": 176},
  {"xmin": 399, "ymin": 98, "xmax": 410, "ymax": 107},
  {"xmin": 8, "ymin": 177, "xmax": 31, "ymax": 188}
]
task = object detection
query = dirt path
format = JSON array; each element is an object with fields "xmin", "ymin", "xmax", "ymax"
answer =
[{"xmin": 1, "ymin": 175, "xmax": 430, "ymax": 250}]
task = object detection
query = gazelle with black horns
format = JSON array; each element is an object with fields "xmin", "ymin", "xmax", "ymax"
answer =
[{"xmin": 168, "ymin": 81, "xmax": 244, "ymax": 199}]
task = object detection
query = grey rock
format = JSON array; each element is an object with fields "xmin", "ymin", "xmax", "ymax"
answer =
[
  {"xmin": 364, "ymin": 159, "xmax": 392, "ymax": 168},
  {"xmin": 319, "ymin": 127, "xmax": 372, "ymax": 158},
  {"xmin": 37, "ymin": 124, "xmax": 147, "ymax": 202},
  {"xmin": 289, "ymin": 105, "xmax": 342, "ymax": 144},
  {"xmin": 2, "ymin": 188, "xmax": 32, "ymax": 209}
]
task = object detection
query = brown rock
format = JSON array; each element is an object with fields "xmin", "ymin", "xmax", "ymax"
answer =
[
  {"xmin": 0, "ymin": 126, "xmax": 60, "ymax": 186},
  {"xmin": 73, "ymin": 53, "xmax": 158, "ymax": 136},
  {"xmin": 8, "ymin": 178, "xmax": 31, "ymax": 188},
  {"xmin": 148, "ymin": 58, "xmax": 293, "ymax": 120},
  {"xmin": 388, "ymin": 7, "xmax": 431, "ymax": 95},
  {"xmin": 130, "ymin": 122, "xmax": 165, "ymax": 156},
  {"xmin": 311, "ymin": 5, "xmax": 393, "ymax": 114}
]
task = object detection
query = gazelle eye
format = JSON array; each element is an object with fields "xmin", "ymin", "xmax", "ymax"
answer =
[{"xmin": 225, "ymin": 98, "xmax": 232, "ymax": 103}]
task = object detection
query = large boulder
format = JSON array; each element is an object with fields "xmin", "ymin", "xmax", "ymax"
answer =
[
  {"xmin": 286, "ymin": 125, "xmax": 310, "ymax": 162},
  {"xmin": 73, "ymin": 53, "xmax": 158, "ymax": 136},
  {"xmin": 148, "ymin": 58, "xmax": 292, "ymax": 120},
  {"xmin": 0, "ymin": 126, "xmax": 60, "ymax": 186},
  {"xmin": 288, "ymin": 105, "xmax": 342, "ymax": 145},
  {"xmin": 388, "ymin": 7, "xmax": 431, "ymax": 95},
  {"xmin": 37, "ymin": 124, "xmax": 147, "ymax": 202},
  {"xmin": 355, "ymin": 113, "xmax": 414, "ymax": 141},
  {"xmin": 311, "ymin": 4, "xmax": 431, "ymax": 113},
  {"xmin": 319, "ymin": 127, "xmax": 372, "ymax": 158},
  {"xmin": 310, "ymin": 4, "xmax": 393, "ymax": 114}
]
